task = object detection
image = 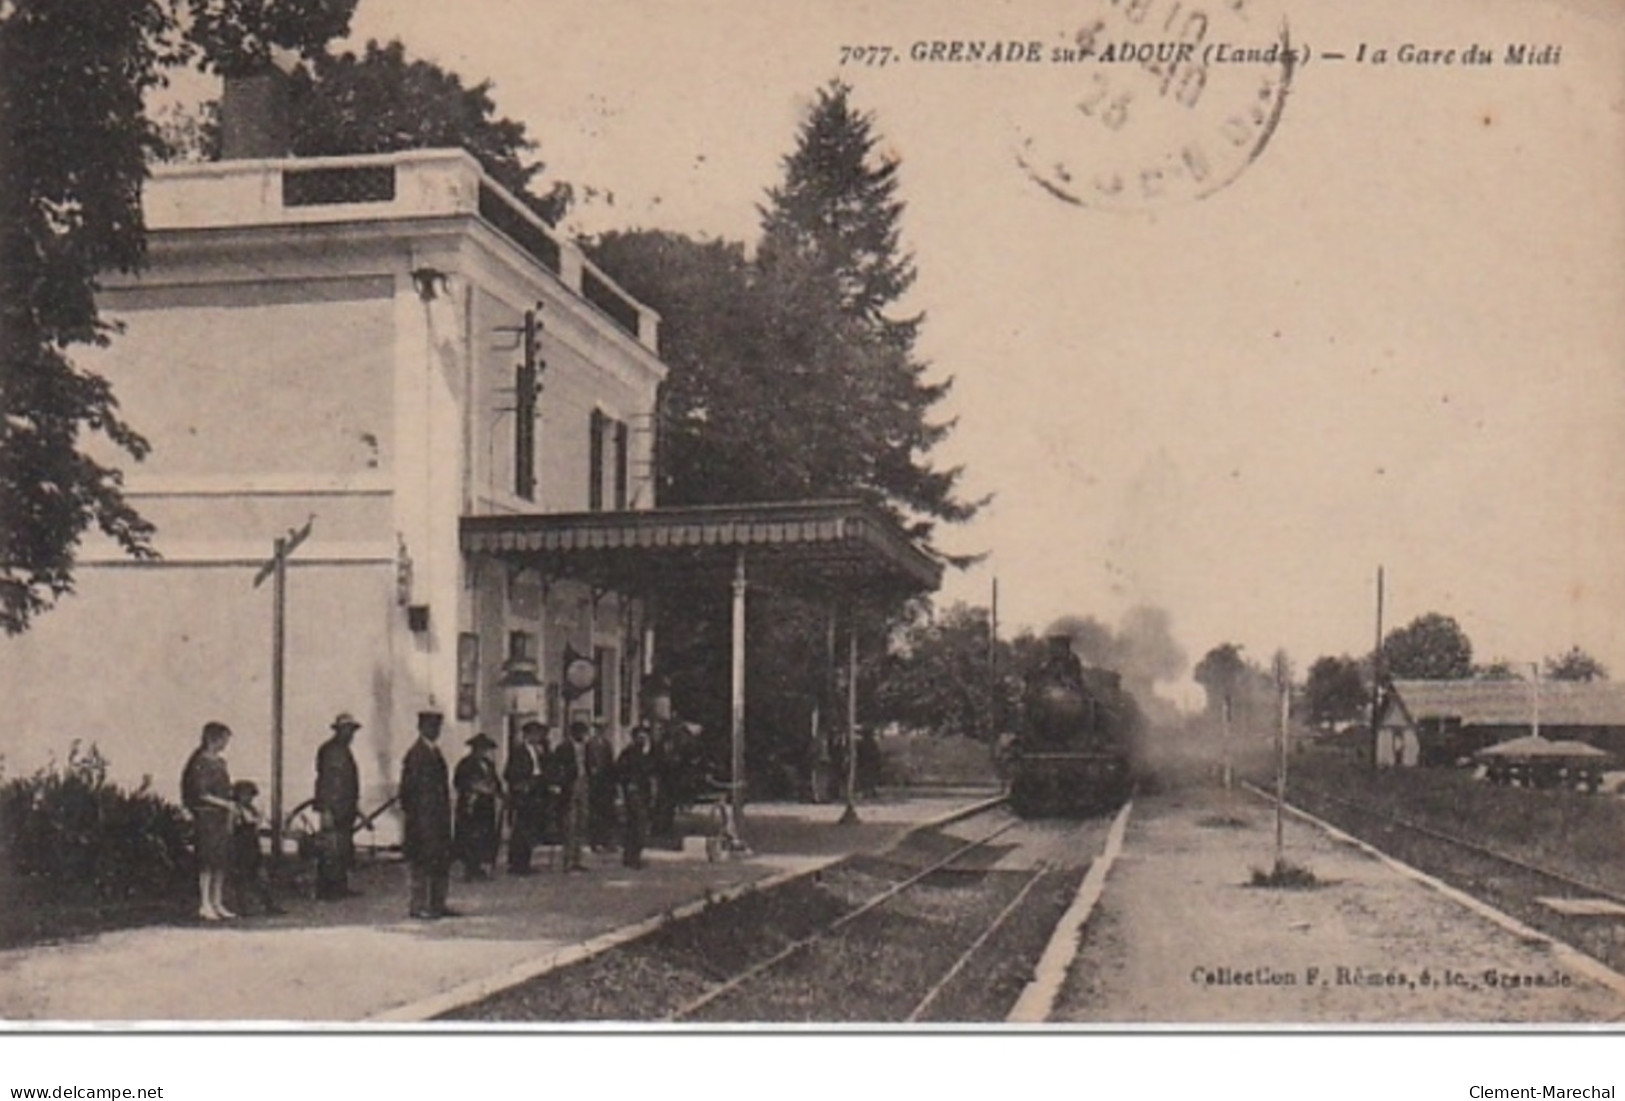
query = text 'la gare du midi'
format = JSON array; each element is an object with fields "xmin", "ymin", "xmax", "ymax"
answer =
[{"xmin": 850, "ymin": 39, "xmax": 1560, "ymax": 66}]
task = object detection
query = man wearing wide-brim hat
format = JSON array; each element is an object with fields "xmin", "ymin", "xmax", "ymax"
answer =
[
  {"xmin": 453, "ymin": 732, "xmax": 503, "ymax": 882},
  {"xmin": 314, "ymin": 711, "xmax": 362, "ymax": 901}
]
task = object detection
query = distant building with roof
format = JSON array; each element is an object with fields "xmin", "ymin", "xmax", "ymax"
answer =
[{"xmin": 1376, "ymin": 678, "xmax": 1625, "ymax": 768}]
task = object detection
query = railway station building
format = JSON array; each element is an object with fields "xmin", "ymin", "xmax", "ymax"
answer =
[{"xmin": 0, "ymin": 108, "xmax": 940, "ymax": 830}]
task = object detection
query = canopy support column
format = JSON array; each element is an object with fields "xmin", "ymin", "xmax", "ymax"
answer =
[
  {"xmin": 840, "ymin": 620, "xmax": 861, "ymax": 826},
  {"xmin": 730, "ymin": 549, "xmax": 748, "ymax": 844},
  {"xmin": 820, "ymin": 605, "xmax": 837, "ymax": 803}
]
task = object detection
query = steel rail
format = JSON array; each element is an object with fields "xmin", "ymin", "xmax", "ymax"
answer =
[
  {"xmin": 666, "ymin": 816, "xmax": 1020, "ymax": 1022},
  {"xmin": 906, "ymin": 862, "xmax": 1050, "ymax": 1023},
  {"xmin": 1288, "ymin": 782, "xmax": 1625, "ymax": 910}
]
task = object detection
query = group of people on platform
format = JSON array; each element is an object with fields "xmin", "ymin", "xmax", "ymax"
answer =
[
  {"xmin": 399, "ymin": 711, "xmax": 705, "ymax": 919},
  {"xmin": 182, "ymin": 709, "xmax": 711, "ymax": 923}
]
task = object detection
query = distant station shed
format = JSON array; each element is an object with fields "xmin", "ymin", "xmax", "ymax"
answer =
[{"xmin": 1377, "ymin": 679, "xmax": 1625, "ymax": 769}]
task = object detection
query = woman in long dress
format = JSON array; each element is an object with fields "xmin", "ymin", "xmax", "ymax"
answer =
[
  {"xmin": 453, "ymin": 734, "xmax": 503, "ymax": 880},
  {"xmin": 181, "ymin": 721, "xmax": 237, "ymax": 921}
]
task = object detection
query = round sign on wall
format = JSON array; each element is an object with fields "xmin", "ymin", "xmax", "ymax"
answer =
[{"xmin": 566, "ymin": 657, "xmax": 597, "ymax": 692}]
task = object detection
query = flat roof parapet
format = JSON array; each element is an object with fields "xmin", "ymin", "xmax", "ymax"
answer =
[{"xmin": 143, "ymin": 149, "xmax": 659, "ymax": 351}]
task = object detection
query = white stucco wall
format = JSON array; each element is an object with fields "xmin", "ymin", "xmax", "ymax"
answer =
[
  {"xmin": 0, "ymin": 277, "xmax": 403, "ymax": 802},
  {"xmin": 1, "ymin": 153, "xmax": 665, "ymax": 816}
]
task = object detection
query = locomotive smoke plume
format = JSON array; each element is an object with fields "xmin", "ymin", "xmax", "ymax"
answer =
[
  {"xmin": 1045, "ymin": 604, "xmax": 1187, "ymax": 726},
  {"xmin": 1041, "ymin": 605, "xmax": 1242, "ymax": 784}
]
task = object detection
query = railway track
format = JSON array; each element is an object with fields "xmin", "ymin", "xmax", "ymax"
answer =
[
  {"xmin": 443, "ymin": 802, "xmax": 1106, "ymax": 1022},
  {"xmin": 667, "ymin": 814, "xmax": 1047, "ymax": 1023},
  {"xmin": 1280, "ymin": 781, "xmax": 1625, "ymax": 975}
]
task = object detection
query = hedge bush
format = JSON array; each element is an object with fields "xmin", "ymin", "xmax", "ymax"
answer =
[{"xmin": 0, "ymin": 742, "xmax": 194, "ymax": 905}]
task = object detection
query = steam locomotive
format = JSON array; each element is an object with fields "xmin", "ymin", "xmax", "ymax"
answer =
[{"xmin": 1007, "ymin": 636, "xmax": 1144, "ymax": 817}]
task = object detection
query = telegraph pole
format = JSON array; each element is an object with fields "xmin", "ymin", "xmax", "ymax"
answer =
[
  {"xmin": 988, "ymin": 576, "xmax": 1000, "ymax": 740},
  {"xmin": 1274, "ymin": 652, "xmax": 1291, "ymax": 866},
  {"xmin": 253, "ymin": 516, "xmax": 314, "ymax": 874},
  {"xmin": 1368, "ymin": 565, "xmax": 1385, "ymax": 767}
]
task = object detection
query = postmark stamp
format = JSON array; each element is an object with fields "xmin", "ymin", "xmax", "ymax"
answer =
[{"xmin": 1016, "ymin": 0, "xmax": 1296, "ymax": 210}]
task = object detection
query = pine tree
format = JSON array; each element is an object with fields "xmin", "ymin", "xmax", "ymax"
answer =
[
  {"xmin": 755, "ymin": 81, "xmax": 979, "ymax": 549},
  {"xmin": 590, "ymin": 86, "xmax": 984, "ymax": 780},
  {"xmin": 759, "ymin": 81, "xmax": 916, "ymax": 339}
]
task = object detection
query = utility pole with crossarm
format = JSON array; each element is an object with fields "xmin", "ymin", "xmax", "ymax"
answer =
[{"xmin": 253, "ymin": 515, "xmax": 314, "ymax": 875}]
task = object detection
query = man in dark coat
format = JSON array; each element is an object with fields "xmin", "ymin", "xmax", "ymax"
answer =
[
  {"xmin": 616, "ymin": 723, "xmax": 656, "ymax": 869},
  {"xmin": 585, "ymin": 722, "xmax": 619, "ymax": 852},
  {"xmin": 400, "ymin": 709, "xmax": 455, "ymax": 918},
  {"xmin": 453, "ymin": 733, "xmax": 502, "ymax": 881},
  {"xmin": 648, "ymin": 719, "xmax": 679, "ymax": 848},
  {"xmin": 551, "ymin": 721, "xmax": 592, "ymax": 872},
  {"xmin": 314, "ymin": 712, "xmax": 362, "ymax": 900},
  {"xmin": 503, "ymin": 720, "xmax": 552, "ymax": 874}
]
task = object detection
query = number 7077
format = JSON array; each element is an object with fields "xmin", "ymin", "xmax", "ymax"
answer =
[{"xmin": 839, "ymin": 45, "xmax": 897, "ymax": 66}]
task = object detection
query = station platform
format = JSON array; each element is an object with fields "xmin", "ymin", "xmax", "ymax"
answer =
[
  {"xmin": 1049, "ymin": 788, "xmax": 1625, "ymax": 1025},
  {"xmin": 0, "ymin": 795, "xmax": 992, "ymax": 1024}
]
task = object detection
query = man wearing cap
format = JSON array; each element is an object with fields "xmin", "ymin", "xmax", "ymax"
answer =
[
  {"xmin": 400, "ymin": 710, "xmax": 455, "ymax": 919},
  {"xmin": 504, "ymin": 721, "xmax": 552, "ymax": 875},
  {"xmin": 314, "ymin": 712, "xmax": 362, "ymax": 901},
  {"xmin": 453, "ymin": 733, "xmax": 503, "ymax": 881}
]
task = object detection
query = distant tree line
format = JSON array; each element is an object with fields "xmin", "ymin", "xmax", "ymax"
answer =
[{"xmin": 1252, "ymin": 612, "xmax": 1610, "ymax": 732}]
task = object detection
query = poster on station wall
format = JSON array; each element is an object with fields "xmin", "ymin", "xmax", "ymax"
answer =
[{"xmin": 3, "ymin": 0, "xmax": 1624, "ymax": 1068}]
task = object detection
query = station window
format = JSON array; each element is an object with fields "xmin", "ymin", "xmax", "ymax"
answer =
[
  {"xmin": 613, "ymin": 420, "xmax": 629, "ymax": 510},
  {"xmin": 589, "ymin": 409, "xmax": 606, "ymax": 511}
]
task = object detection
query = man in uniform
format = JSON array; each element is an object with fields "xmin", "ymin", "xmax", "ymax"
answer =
[
  {"xmin": 400, "ymin": 709, "xmax": 456, "ymax": 918},
  {"xmin": 504, "ymin": 720, "xmax": 552, "ymax": 874},
  {"xmin": 314, "ymin": 712, "xmax": 362, "ymax": 900}
]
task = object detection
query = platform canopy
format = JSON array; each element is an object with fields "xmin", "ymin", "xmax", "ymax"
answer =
[
  {"xmin": 461, "ymin": 498, "xmax": 942, "ymax": 835},
  {"xmin": 460, "ymin": 497, "xmax": 943, "ymax": 599}
]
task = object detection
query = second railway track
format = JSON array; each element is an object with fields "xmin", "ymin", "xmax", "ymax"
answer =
[{"xmin": 1278, "ymin": 781, "xmax": 1625, "ymax": 978}]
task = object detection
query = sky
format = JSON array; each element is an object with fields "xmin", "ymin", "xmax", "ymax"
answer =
[{"xmin": 214, "ymin": 0, "xmax": 1625, "ymax": 702}]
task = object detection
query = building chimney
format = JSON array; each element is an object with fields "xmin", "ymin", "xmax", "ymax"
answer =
[{"xmin": 219, "ymin": 66, "xmax": 294, "ymax": 159}]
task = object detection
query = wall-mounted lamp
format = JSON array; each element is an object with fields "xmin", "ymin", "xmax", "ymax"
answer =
[
  {"xmin": 410, "ymin": 267, "xmax": 450, "ymax": 302},
  {"xmin": 501, "ymin": 634, "xmax": 543, "ymax": 716}
]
